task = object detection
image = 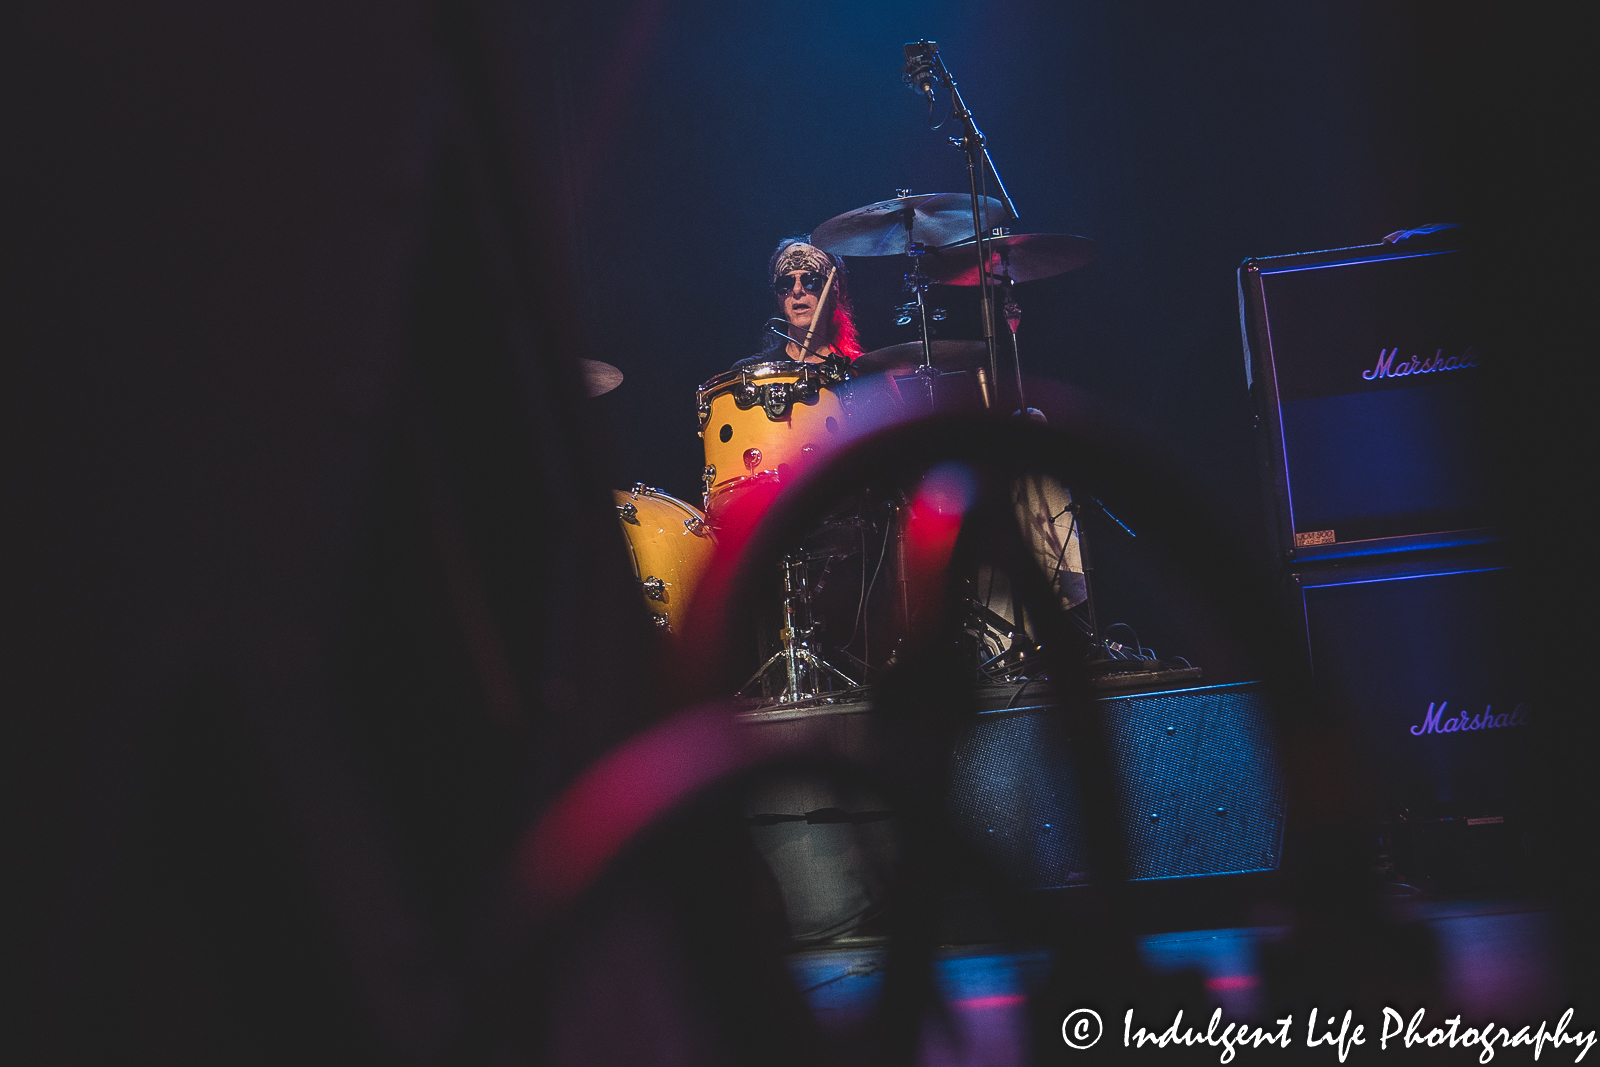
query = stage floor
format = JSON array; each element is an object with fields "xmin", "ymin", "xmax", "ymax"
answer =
[{"xmin": 790, "ymin": 895, "xmax": 1564, "ymax": 1065}]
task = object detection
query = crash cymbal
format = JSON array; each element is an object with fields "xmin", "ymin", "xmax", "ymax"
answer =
[
  {"xmin": 579, "ymin": 358, "xmax": 623, "ymax": 397},
  {"xmin": 811, "ymin": 193, "xmax": 1007, "ymax": 257},
  {"xmin": 853, "ymin": 340, "xmax": 990, "ymax": 375},
  {"xmin": 921, "ymin": 232, "xmax": 1097, "ymax": 285}
]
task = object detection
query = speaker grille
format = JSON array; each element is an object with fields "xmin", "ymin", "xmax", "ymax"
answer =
[
  {"xmin": 948, "ymin": 683, "xmax": 1285, "ymax": 888},
  {"xmin": 1240, "ymin": 241, "xmax": 1495, "ymax": 557},
  {"xmin": 1299, "ymin": 561, "xmax": 1530, "ymax": 815}
]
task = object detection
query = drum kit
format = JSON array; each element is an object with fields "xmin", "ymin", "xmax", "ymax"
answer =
[{"xmin": 595, "ymin": 186, "xmax": 1108, "ymax": 705}]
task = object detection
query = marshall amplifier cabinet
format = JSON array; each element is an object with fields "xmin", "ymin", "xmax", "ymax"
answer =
[
  {"xmin": 1293, "ymin": 552, "xmax": 1535, "ymax": 886},
  {"xmin": 1239, "ymin": 230, "xmax": 1500, "ymax": 564}
]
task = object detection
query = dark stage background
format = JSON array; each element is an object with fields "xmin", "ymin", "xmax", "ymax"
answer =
[
  {"xmin": 8, "ymin": 1, "xmax": 1590, "ymax": 1061},
  {"xmin": 548, "ymin": 0, "xmax": 1478, "ymax": 673}
]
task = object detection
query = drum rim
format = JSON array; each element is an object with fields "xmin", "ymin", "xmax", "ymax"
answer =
[
  {"xmin": 617, "ymin": 484, "xmax": 709, "ymax": 522},
  {"xmin": 697, "ymin": 361, "xmax": 850, "ymax": 431},
  {"xmin": 695, "ymin": 359, "xmax": 852, "ymax": 396},
  {"xmin": 703, "ymin": 470, "xmax": 780, "ymax": 503},
  {"xmin": 696, "ymin": 361, "xmax": 805, "ymax": 395}
]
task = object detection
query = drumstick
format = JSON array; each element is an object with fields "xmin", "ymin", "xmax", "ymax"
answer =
[{"xmin": 797, "ymin": 265, "xmax": 836, "ymax": 361}]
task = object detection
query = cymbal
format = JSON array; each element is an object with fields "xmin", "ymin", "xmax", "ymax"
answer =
[
  {"xmin": 579, "ymin": 358, "xmax": 623, "ymax": 397},
  {"xmin": 811, "ymin": 193, "xmax": 1007, "ymax": 257},
  {"xmin": 921, "ymin": 232, "xmax": 1097, "ymax": 285},
  {"xmin": 853, "ymin": 340, "xmax": 990, "ymax": 375}
]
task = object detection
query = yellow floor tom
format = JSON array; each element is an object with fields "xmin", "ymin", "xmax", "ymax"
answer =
[{"xmin": 614, "ymin": 484, "xmax": 717, "ymax": 633}]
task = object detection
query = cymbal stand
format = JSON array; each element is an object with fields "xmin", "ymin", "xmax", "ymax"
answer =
[
  {"xmin": 996, "ymin": 255, "xmax": 1029, "ymax": 413},
  {"xmin": 739, "ymin": 552, "xmax": 858, "ymax": 703},
  {"xmin": 901, "ymin": 232, "xmax": 941, "ymax": 413}
]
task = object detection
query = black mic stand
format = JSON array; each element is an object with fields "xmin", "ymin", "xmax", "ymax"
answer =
[{"xmin": 926, "ymin": 44, "xmax": 1020, "ymax": 411}]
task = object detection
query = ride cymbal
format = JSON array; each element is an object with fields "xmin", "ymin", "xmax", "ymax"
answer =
[
  {"xmin": 811, "ymin": 193, "xmax": 1007, "ymax": 257},
  {"xmin": 922, "ymin": 232, "xmax": 1097, "ymax": 285},
  {"xmin": 853, "ymin": 340, "xmax": 989, "ymax": 375}
]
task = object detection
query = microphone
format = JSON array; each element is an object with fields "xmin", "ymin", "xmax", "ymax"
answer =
[
  {"xmin": 765, "ymin": 318, "xmax": 828, "ymax": 361},
  {"xmin": 902, "ymin": 40, "xmax": 939, "ymax": 101}
]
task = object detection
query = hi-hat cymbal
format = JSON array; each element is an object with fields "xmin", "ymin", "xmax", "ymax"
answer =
[
  {"xmin": 853, "ymin": 340, "xmax": 989, "ymax": 375},
  {"xmin": 922, "ymin": 232, "xmax": 1098, "ymax": 285},
  {"xmin": 811, "ymin": 193, "xmax": 1007, "ymax": 257},
  {"xmin": 579, "ymin": 358, "xmax": 623, "ymax": 397}
]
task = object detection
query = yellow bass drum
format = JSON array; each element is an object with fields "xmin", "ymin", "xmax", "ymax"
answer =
[{"xmin": 614, "ymin": 484, "xmax": 717, "ymax": 632}]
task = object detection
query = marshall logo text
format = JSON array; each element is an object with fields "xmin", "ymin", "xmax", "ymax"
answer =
[
  {"xmin": 1362, "ymin": 345, "xmax": 1478, "ymax": 381},
  {"xmin": 1410, "ymin": 701, "xmax": 1529, "ymax": 736}
]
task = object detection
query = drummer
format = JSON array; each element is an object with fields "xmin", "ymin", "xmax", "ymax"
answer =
[{"xmin": 737, "ymin": 238, "xmax": 863, "ymax": 369}]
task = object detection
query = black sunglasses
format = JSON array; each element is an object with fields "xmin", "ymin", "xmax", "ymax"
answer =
[{"xmin": 774, "ymin": 271, "xmax": 827, "ymax": 296}]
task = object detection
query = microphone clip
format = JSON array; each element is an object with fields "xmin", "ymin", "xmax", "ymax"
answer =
[{"xmin": 902, "ymin": 40, "xmax": 941, "ymax": 101}]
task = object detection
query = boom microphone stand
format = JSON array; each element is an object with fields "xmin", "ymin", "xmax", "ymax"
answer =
[{"xmin": 905, "ymin": 40, "xmax": 1020, "ymax": 410}]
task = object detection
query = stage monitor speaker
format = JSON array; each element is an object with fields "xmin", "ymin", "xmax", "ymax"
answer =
[
  {"xmin": 1239, "ymin": 230, "xmax": 1499, "ymax": 564},
  {"xmin": 947, "ymin": 682, "xmax": 1285, "ymax": 889},
  {"xmin": 1294, "ymin": 552, "xmax": 1535, "ymax": 887}
]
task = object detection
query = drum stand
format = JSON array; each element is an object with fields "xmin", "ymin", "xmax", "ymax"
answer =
[
  {"xmin": 895, "ymin": 235, "xmax": 1001, "ymax": 413},
  {"xmin": 739, "ymin": 552, "xmax": 859, "ymax": 703},
  {"xmin": 995, "ymin": 261, "xmax": 1028, "ymax": 414},
  {"xmin": 896, "ymin": 200, "xmax": 945, "ymax": 413}
]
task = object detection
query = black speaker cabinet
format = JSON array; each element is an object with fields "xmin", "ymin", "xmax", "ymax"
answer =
[
  {"xmin": 1294, "ymin": 554, "xmax": 1534, "ymax": 812},
  {"xmin": 1239, "ymin": 231, "xmax": 1499, "ymax": 564},
  {"xmin": 947, "ymin": 682, "xmax": 1285, "ymax": 889},
  {"xmin": 1294, "ymin": 552, "xmax": 1535, "ymax": 886}
]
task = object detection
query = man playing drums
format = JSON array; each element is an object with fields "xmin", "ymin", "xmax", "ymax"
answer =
[
  {"xmin": 702, "ymin": 239, "xmax": 866, "ymax": 523},
  {"xmin": 740, "ymin": 239, "xmax": 863, "ymax": 369}
]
